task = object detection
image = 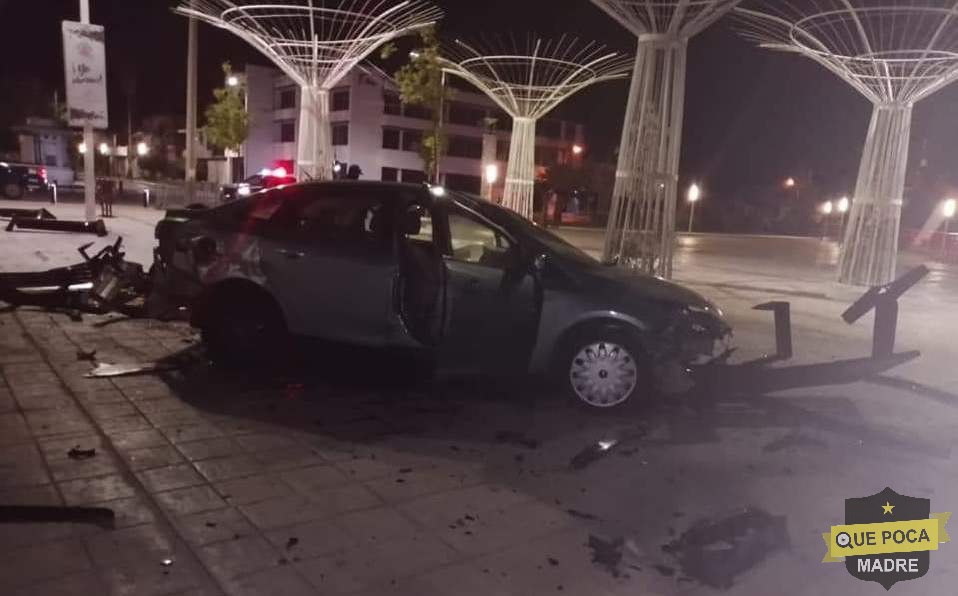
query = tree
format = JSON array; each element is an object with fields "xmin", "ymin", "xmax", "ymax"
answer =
[
  {"xmin": 204, "ymin": 62, "xmax": 249, "ymax": 181},
  {"xmin": 383, "ymin": 27, "xmax": 451, "ymax": 183}
]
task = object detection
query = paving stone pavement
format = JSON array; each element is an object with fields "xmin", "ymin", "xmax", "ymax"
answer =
[{"xmin": 0, "ymin": 309, "xmax": 668, "ymax": 596}]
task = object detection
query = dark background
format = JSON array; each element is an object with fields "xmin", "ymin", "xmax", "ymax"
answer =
[{"xmin": 1, "ymin": 0, "xmax": 955, "ymax": 218}]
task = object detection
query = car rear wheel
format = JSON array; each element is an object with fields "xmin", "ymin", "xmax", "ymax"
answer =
[
  {"xmin": 560, "ymin": 330, "xmax": 648, "ymax": 410},
  {"xmin": 3, "ymin": 182, "xmax": 24, "ymax": 199},
  {"xmin": 202, "ymin": 290, "xmax": 288, "ymax": 369}
]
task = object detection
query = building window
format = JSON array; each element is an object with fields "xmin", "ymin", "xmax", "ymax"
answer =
[
  {"xmin": 401, "ymin": 129, "xmax": 423, "ymax": 152},
  {"xmin": 278, "ymin": 120, "xmax": 296, "ymax": 143},
  {"xmin": 381, "ymin": 167, "xmax": 399, "ymax": 182},
  {"xmin": 277, "ymin": 86, "xmax": 296, "ymax": 110},
  {"xmin": 496, "ymin": 139, "xmax": 510, "ymax": 161},
  {"xmin": 403, "ymin": 103, "xmax": 432, "ymax": 120},
  {"xmin": 448, "ymin": 102, "xmax": 486, "ymax": 127},
  {"xmin": 444, "ymin": 173, "xmax": 482, "ymax": 194},
  {"xmin": 382, "ymin": 127, "xmax": 400, "ymax": 150},
  {"xmin": 331, "ymin": 122, "xmax": 349, "ymax": 146},
  {"xmin": 535, "ymin": 145, "xmax": 559, "ymax": 167},
  {"xmin": 383, "ymin": 91, "xmax": 401, "ymax": 115},
  {"xmin": 331, "ymin": 89, "xmax": 350, "ymax": 111},
  {"xmin": 446, "ymin": 135, "xmax": 483, "ymax": 159},
  {"xmin": 401, "ymin": 169, "xmax": 426, "ymax": 184},
  {"xmin": 540, "ymin": 119, "xmax": 562, "ymax": 140}
]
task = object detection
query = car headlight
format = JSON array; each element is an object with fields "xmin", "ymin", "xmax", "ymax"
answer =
[
  {"xmin": 237, "ymin": 185, "xmax": 251, "ymax": 196},
  {"xmin": 688, "ymin": 301, "xmax": 724, "ymax": 319}
]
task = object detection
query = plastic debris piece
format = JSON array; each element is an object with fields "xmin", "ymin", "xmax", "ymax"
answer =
[
  {"xmin": 68, "ymin": 446, "xmax": 96, "ymax": 460},
  {"xmin": 285, "ymin": 537, "xmax": 299, "ymax": 549},
  {"xmin": 85, "ymin": 361, "xmax": 179, "ymax": 378},
  {"xmin": 0, "ymin": 505, "xmax": 115, "ymax": 529}
]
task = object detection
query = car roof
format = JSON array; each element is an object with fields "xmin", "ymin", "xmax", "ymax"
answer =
[{"xmin": 297, "ymin": 180, "xmax": 427, "ymax": 194}]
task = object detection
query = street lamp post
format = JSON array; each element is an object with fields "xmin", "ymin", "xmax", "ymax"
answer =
[
  {"xmin": 943, "ymin": 198, "xmax": 957, "ymax": 255},
  {"xmin": 687, "ymin": 183, "xmax": 701, "ymax": 233},
  {"xmin": 837, "ymin": 196, "xmax": 850, "ymax": 235},
  {"xmin": 79, "ymin": 0, "xmax": 96, "ymax": 222},
  {"xmin": 821, "ymin": 200, "xmax": 833, "ymax": 239},
  {"xmin": 784, "ymin": 176, "xmax": 800, "ymax": 201}
]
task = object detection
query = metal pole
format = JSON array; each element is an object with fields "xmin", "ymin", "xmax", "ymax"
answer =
[
  {"xmin": 688, "ymin": 201, "xmax": 696, "ymax": 233},
  {"xmin": 185, "ymin": 5, "xmax": 198, "ymax": 201},
  {"xmin": 80, "ymin": 0, "xmax": 96, "ymax": 222},
  {"xmin": 434, "ymin": 70, "xmax": 446, "ymax": 184},
  {"xmin": 943, "ymin": 219, "xmax": 951, "ymax": 256}
]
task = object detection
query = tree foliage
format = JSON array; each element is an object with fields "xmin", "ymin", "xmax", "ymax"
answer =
[
  {"xmin": 204, "ymin": 63, "xmax": 249, "ymax": 155},
  {"xmin": 383, "ymin": 27, "xmax": 452, "ymax": 182}
]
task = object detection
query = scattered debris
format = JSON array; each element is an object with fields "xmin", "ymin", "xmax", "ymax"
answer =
[
  {"xmin": 547, "ymin": 557, "xmax": 559, "ymax": 566},
  {"xmin": 569, "ymin": 439, "xmax": 619, "ymax": 470},
  {"xmin": 395, "ymin": 478, "xmax": 406, "ymax": 484},
  {"xmin": 76, "ymin": 348, "xmax": 97, "ymax": 361},
  {"xmin": 762, "ymin": 431, "xmax": 827, "ymax": 453},
  {"xmin": 7, "ymin": 216, "xmax": 108, "ymax": 236},
  {"xmin": 464, "ymin": 514, "xmax": 476, "ymax": 522},
  {"xmin": 278, "ymin": 557, "xmax": 289, "ymax": 565},
  {"xmin": 566, "ymin": 509, "xmax": 600, "ymax": 521},
  {"xmin": 495, "ymin": 430, "xmax": 540, "ymax": 450},
  {"xmin": 0, "ymin": 505, "xmax": 115, "ymax": 529},
  {"xmin": 205, "ymin": 521, "xmax": 217, "ymax": 528},
  {"xmin": 587, "ymin": 535, "xmax": 624, "ymax": 577},
  {"xmin": 653, "ymin": 564, "xmax": 675, "ymax": 577},
  {"xmin": 662, "ymin": 507, "xmax": 789, "ymax": 589},
  {"xmin": 85, "ymin": 361, "xmax": 179, "ymax": 378},
  {"xmin": 285, "ymin": 537, "xmax": 299, "ymax": 549},
  {"xmin": 67, "ymin": 446, "xmax": 96, "ymax": 460}
]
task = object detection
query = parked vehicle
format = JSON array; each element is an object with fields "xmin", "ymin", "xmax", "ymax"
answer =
[
  {"xmin": 220, "ymin": 171, "xmax": 296, "ymax": 202},
  {"xmin": 0, "ymin": 162, "xmax": 48, "ymax": 199},
  {"xmin": 152, "ymin": 181, "xmax": 730, "ymax": 410}
]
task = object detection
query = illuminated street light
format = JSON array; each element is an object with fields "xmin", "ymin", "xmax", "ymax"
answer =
[
  {"xmin": 98, "ymin": 142, "xmax": 111, "ymax": 156},
  {"xmin": 571, "ymin": 144, "xmax": 584, "ymax": 156},
  {"xmin": 837, "ymin": 196, "xmax": 850, "ymax": 214},
  {"xmin": 687, "ymin": 183, "xmax": 701, "ymax": 233},
  {"xmin": 136, "ymin": 142, "xmax": 149, "ymax": 157},
  {"xmin": 784, "ymin": 177, "xmax": 796, "ymax": 188},
  {"xmin": 943, "ymin": 198, "xmax": 957, "ymax": 219},
  {"xmin": 484, "ymin": 163, "xmax": 499, "ymax": 185},
  {"xmin": 78, "ymin": 142, "xmax": 87, "ymax": 154},
  {"xmin": 822, "ymin": 200, "xmax": 833, "ymax": 215},
  {"xmin": 226, "ymin": 74, "xmax": 240, "ymax": 87}
]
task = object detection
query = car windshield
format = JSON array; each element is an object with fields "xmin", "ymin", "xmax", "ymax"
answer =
[{"xmin": 455, "ymin": 193, "xmax": 598, "ymax": 267}]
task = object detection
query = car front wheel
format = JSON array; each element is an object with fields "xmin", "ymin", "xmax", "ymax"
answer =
[
  {"xmin": 202, "ymin": 290, "xmax": 288, "ymax": 369},
  {"xmin": 561, "ymin": 331, "xmax": 648, "ymax": 410}
]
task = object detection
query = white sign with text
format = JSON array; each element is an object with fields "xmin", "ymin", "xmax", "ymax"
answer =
[{"xmin": 62, "ymin": 21, "xmax": 108, "ymax": 129}]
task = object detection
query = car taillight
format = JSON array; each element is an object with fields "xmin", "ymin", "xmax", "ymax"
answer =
[{"xmin": 38, "ymin": 167, "xmax": 47, "ymax": 182}]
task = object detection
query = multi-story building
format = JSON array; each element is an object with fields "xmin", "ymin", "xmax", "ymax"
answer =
[{"xmin": 242, "ymin": 63, "xmax": 585, "ymax": 199}]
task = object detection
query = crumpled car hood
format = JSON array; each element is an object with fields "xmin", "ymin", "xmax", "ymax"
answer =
[{"xmin": 577, "ymin": 265, "xmax": 711, "ymax": 309}]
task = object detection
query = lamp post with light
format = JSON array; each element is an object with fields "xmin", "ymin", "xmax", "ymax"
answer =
[
  {"xmin": 687, "ymin": 183, "xmax": 701, "ymax": 233},
  {"xmin": 784, "ymin": 176, "xmax": 800, "ymax": 201},
  {"xmin": 837, "ymin": 196, "xmax": 850, "ymax": 233},
  {"xmin": 821, "ymin": 200, "xmax": 833, "ymax": 239},
  {"xmin": 943, "ymin": 198, "xmax": 957, "ymax": 255}
]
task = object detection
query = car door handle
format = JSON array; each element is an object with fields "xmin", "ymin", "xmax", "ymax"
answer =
[{"xmin": 276, "ymin": 249, "xmax": 305, "ymax": 260}]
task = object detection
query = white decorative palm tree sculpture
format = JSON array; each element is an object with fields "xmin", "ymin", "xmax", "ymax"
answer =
[
  {"xmin": 595, "ymin": 0, "xmax": 740, "ymax": 277},
  {"xmin": 442, "ymin": 36, "xmax": 631, "ymax": 219},
  {"xmin": 737, "ymin": 1, "xmax": 958, "ymax": 286},
  {"xmin": 176, "ymin": 0, "xmax": 442, "ymax": 181}
]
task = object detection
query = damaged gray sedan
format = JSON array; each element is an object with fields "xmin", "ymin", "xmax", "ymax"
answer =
[{"xmin": 150, "ymin": 181, "xmax": 730, "ymax": 410}]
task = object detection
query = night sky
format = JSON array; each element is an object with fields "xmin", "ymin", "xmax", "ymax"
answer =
[{"xmin": 2, "ymin": 0, "xmax": 957, "ymax": 199}]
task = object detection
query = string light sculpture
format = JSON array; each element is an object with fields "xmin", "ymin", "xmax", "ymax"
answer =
[
  {"xmin": 176, "ymin": 0, "xmax": 442, "ymax": 180},
  {"xmin": 442, "ymin": 35, "xmax": 632, "ymax": 219},
  {"xmin": 736, "ymin": 1, "xmax": 958, "ymax": 286},
  {"xmin": 594, "ymin": 0, "xmax": 740, "ymax": 277}
]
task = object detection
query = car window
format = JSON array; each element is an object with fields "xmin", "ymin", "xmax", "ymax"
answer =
[
  {"xmin": 446, "ymin": 206, "xmax": 513, "ymax": 268},
  {"xmin": 272, "ymin": 192, "xmax": 392, "ymax": 250}
]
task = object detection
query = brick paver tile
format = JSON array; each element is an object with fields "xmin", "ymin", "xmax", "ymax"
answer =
[
  {"xmin": 10, "ymin": 570, "xmax": 108, "ymax": 596},
  {"xmin": 24, "ymin": 408, "xmax": 94, "ymax": 436},
  {"xmin": 123, "ymin": 444, "xmax": 187, "ymax": 471},
  {"xmin": 175, "ymin": 437, "xmax": 241, "ymax": 462},
  {"xmin": 198, "ymin": 534, "xmax": 282, "ymax": 582},
  {"xmin": 194, "ymin": 454, "xmax": 263, "ymax": 482},
  {"xmin": 155, "ymin": 485, "xmax": 227, "ymax": 516},
  {"xmin": 214, "ymin": 474, "xmax": 293, "ymax": 505},
  {"xmin": 175, "ymin": 506, "xmax": 257, "ymax": 547},
  {"xmin": 277, "ymin": 464, "xmax": 350, "ymax": 494},
  {"xmin": 109, "ymin": 428, "xmax": 168, "ymax": 450},
  {"xmin": 222, "ymin": 566, "xmax": 316, "ymax": 596},
  {"xmin": 162, "ymin": 423, "xmax": 225, "ymax": 444},
  {"xmin": 0, "ymin": 538, "xmax": 93, "ymax": 591},
  {"xmin": 59, "ymin": 473, "xmax": 137, "ymax": 505},
  {"xmin": 0, "ymin": 412, "xmax": 34, "ymax": 446},
  {"xmin": 137, "ymin": 463, "xmax": 207, "ymax": 493}
]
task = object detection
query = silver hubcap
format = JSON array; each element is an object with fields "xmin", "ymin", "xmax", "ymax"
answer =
[{"xmin": 569, "ymin": 342, "xmax": 638, "ymax": 408}]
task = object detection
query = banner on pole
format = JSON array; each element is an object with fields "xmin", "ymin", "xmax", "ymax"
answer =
[{"xmin": 62, "ymin": 21, "xmax": 108, "ymax": 129}]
